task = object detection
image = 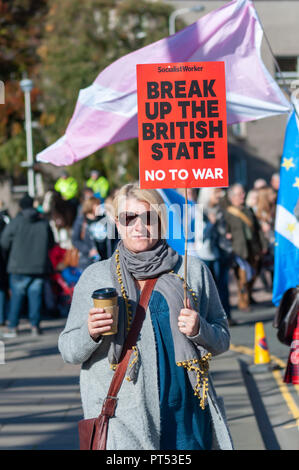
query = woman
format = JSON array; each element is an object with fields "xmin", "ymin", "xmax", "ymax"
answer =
[
  {"xmin": 245, "ymin": 189, "xmax": 258, "ymax": 214},
  {"xmin": 73, "ymin": 196, "xmax": 117, "ymax": 270},
  {"xmin": 71, "ymin": 197, "xmax": 101, "ymax": 271},
  {"xmin": 225, "ymin": 184, "xmax": 266, "ymax": 310},
  {"xmin": 58, "ymin": 183, "xmax": 233, "ymax": 450},
  {"xmin": 255, "ymin": 187, "xmax": 275, "ymax": 289},
  {"xmin": 256, "ymin": 187, "xmax": 275, "ymax": 239}
]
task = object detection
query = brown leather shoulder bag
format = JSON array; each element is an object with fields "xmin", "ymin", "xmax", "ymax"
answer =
[{"xmin": 78, "ymin": 278, "xmax": 157, "ymax": 450}]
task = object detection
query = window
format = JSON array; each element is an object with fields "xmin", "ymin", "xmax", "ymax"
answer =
[
  {"xmin": 275, "ymin": 56, "xmax": 299, "ymax": 84},
  {"xmin": 231, "ymin": 122, "xmax": 247, "ymax": 140}
]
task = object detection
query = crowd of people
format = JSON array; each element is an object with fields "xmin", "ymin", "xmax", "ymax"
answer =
[
  {"xmin": 0, "ymin": 169, "xmax": 279, "ymax": 337},
  {"xmin": 182, "ymin": 173, "xmax": 278, "ymax": 325},
  {"xmin": 0, "ymin": 170, "xmax": 116, "ymax": 338}
]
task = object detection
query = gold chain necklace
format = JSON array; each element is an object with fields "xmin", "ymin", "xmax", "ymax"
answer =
[{"xmin": 115, "ymin": 249, "xmax": 133, "ymax": 332}]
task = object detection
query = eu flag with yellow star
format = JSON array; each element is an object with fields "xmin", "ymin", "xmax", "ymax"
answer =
[{"xmin": 273, "ymin": 111, "xmax": 299, "ymax": 305}]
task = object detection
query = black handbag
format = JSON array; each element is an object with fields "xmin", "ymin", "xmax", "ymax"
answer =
[{"xmin": 273, "ymin": 286, "xmax": 299, "ymax": 346}]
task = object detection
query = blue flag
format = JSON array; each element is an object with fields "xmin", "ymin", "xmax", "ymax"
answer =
[
  {"xmin": 157, "ymin": 188, "xmax": 198, "ymax": 256},
  {"xmin": 273, "ymin": 111, "xmax": 299, "ymax": 306}
]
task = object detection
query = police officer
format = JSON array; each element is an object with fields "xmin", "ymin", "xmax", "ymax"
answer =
[
  {"xmin": 55, "ymin": 171, "xmax": 78, "ymax": 201},
  {"xmin": 86, "ymin": 170, "xmax": 109, "ymax": 201}
]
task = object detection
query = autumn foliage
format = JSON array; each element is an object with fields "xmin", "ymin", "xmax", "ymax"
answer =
[{"xmin": 0, "ymin": 0, "xmax": 175, "ymax": 188}]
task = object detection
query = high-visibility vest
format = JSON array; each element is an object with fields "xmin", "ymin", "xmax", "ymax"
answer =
[
  {"xmin": 86, "ymin": 176, "xmax": 109, "ymax": 198},
  {"xmin": 54, "ymin": 177, "xmax": 78, "ymax": 200}
]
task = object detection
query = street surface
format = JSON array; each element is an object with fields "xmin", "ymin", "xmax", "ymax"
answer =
[{"xmin": 0, "ymin": 273, "xmax": 298, "ymax": 450}]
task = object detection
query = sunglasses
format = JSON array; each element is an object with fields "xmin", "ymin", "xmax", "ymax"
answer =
[{"xmin": 118, "ymin": 211, "xmax": 159, "ymax": 227}]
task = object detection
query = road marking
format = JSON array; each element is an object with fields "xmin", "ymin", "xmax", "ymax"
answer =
[
  {"xmin": 230, "ymin": 344, "xmax": 255, "ymax": 357},
  {"xmin": 272, "ymin": 369, "xmax": 299, "ymax": 430},
  {"xmin": 283, "ymin": 423, "xmax": 298, "ymax": 429},
  {"xmin": 230, "ymin": 344, "xmax": 299, "ymax": 429}
]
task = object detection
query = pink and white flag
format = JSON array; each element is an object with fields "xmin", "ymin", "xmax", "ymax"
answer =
[{"xmin": 37, "ymin": 0, "xmax": 290, "ymax": 166}]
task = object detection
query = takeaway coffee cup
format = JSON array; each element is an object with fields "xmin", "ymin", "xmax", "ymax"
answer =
[{"xmin": 92, "ymin": 287, "xmax": 119, "ymax": 336}]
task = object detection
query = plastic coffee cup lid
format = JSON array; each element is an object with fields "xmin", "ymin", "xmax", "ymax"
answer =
[{"xmin": 92, "ymin": 288, "xmax": 117, "ymax": 299}]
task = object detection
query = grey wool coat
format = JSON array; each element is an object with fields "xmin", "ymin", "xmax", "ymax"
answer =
[{"xmin": 58, "ymin": 254, "xmax": 234, "ymax": 450}]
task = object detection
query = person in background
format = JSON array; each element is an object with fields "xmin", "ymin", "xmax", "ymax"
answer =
[
  {"xmin": 0, "ymin": 200, "xmax": 10, "ymax": 225},
  {"xmin": 245, "ymin": 189, "xmax": 259, "ymax": 214},
  {"xmin": 0, "ymin": 194, "xmax": 54, "ymax": 337},
  {"xmin": 186, "ymin": 188, "xmax": 198, "ymax": 203},
  {"xmin": 225, "ymin": 184, "xmax": 267, "ymax": 311},
  {"xmin": 81, "ymin": 186, "xmax": 95, "ymax": 202},
  {"xmin": 72, "ymin": 197, "xmax": 101, "ymax": 271},
  {"xmin": 33, "ymin": 196, "xmax": 45, "ymax": 214},
  {"xmin": 86, "ymin": 170, "xmax": 109, "ymax": 201},
  {"xmin": 76, "ymin": 187, "xmax": 95, "ymax": 216},
  {"xmin": 256, "ymin": 187, "xmax": 276, "ymax": 241},
  {"xmin": 270, "ymin": 172, "xmax": 280, "ymax": 214},
  {"xmin": 255, "ymin": 186, "xmax": 276, "ymax": 289},
  {"xmin": 0, "ymin": 208, "xmax": 9, "ymax": 326},
  {"xmin": 270, "ymin": 172, "xmax": 280, "ymax": 195},
  {"xmin": 88, "ymin": 200, "xmax": 118, "ymax": 261},
  {"xmin": 253, "ymin": 178, "xmax": 267, "ymax": 190},
  {"xmin": 42, "ymin": 190, "xmax": 76, "ymax": 250},
  {"xmin": 73, "ymin": 196, "xmax": 118, "ymax": 268},
  {"xmin": 54, "ymin": 170, "xmax": 78, "ymax": 203},
  {"xmin": 197, "ymin": 188, "xmax": 236, "ymax": 326}
]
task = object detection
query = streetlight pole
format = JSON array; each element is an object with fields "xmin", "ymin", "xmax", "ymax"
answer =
[
  {"xmin": 20, "ymin": 77, "xmax": 35, "ymax": 198},
  {"xmin": 169, "ymin": 5, "xmax": 205, "ymax": 36}
]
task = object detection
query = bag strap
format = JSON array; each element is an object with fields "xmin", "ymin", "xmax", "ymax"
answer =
[
  {"xmin": 100, "ymin": 277, "xmax": 158, "ymax": 419},
  {"xmin": 227, "ymin": 206, "xmax": 253, "ymax": 228}
]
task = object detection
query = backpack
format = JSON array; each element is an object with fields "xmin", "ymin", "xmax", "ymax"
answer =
[{"xmin": 273, "ymin": 286, "xmax": 299, "ymax": 346}]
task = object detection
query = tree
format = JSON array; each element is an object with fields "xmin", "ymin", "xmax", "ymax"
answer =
[
  {"xmin": 0, "ymin": 0, "xmax": 48, "ymax": 178},
  {"xmin": 37, "ymin": 0, "xmax": 175, "ymax": 191}
]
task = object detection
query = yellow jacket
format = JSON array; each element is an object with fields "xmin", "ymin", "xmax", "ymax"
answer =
[
  {"xmin": 55, "ymin": 177, "xmax": 78, "ymax": 200},
  {"xmin": 86, "ymin": 176, "xmax": 109, "ymax": 198}
]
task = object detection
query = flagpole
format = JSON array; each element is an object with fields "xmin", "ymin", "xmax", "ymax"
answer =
[
  {"xmin": 251, "ymin": 1, "xmax": 299, "ymax": 120},
  {"xmin": 252, "ymin": 1, "xmax": 291, "ymax": 98},
  {"xmin": 184, "ymin": 187, "xmax": 188, "ymax": 308}
]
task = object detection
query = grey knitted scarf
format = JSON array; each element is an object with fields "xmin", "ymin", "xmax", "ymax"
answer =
[{"xmin": 109, "ymin": 239, "xmax": 211, "ymax": 409}]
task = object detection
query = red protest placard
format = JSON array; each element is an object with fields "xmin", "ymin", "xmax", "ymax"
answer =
[{"xmin": 136, "ymin": 62, "xmax": 228, "ymax": 189}]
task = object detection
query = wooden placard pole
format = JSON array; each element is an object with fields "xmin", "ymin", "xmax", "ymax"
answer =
[{"xmin": 184, "ymin": 187, "xmax": 188, "ymax": 308}]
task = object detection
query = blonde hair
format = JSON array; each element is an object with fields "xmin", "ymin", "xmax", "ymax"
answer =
[
  {"xmin": 246, "ymin": 189, "xmax": 258, "ymax": 208},
  {"xmin": 112, "ymin": 182, "xmax": 167, "ymax": 238},
  {"xmin": 256, "ymin": 187, "xmax": 275, "ymax": 222}
]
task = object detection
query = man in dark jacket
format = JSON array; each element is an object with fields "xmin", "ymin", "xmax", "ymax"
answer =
[
  {"xmin": 0, "ymin": 194, "xmax": 54, "ymax": 337},
  {"xmin": 225, "ymin": 184, "xmax": 267, "ymax": 311}
]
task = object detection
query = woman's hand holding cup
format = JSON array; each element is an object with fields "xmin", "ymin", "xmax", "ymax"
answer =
[
  {"xmin": 88, "ymin": 308, "xmax": 113, "ymax": 340},
  {"xmin": 90, "ymin": 288, "xmax": 119, "ymax": 339}
]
